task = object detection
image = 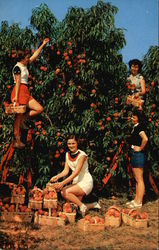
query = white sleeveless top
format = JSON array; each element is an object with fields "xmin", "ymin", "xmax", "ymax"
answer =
[
  {"xmin": 127, "ymin": 74, "xmax": 144, "ymax": 99},
  {"xmin": 13, "ymin": 62, "xmax": 29, "ymax": 84},
  {"xmin": 66, "ymin": 149, "xmax": 93, "ymax": 195}
]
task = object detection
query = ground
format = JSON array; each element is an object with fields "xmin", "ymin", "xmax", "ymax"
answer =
[{"xmin": 0, "ymin": 188, "xmax": 158, "ymax": 250}]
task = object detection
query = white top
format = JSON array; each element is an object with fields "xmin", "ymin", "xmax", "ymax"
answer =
[
  {"xmin": 13, "ymin": 62, "xmax": 29, "ymax": 84},
  {"xmin": 127, "ymin": 73, "xmax": 144, "ymax": 98},
  {"xmin": 66, "ymin": 149, "xmax": 93, "ymax": 195}
]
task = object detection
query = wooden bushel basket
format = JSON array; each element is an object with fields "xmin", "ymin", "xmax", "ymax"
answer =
[
  {"xmin": 43, "ymin": 199, "xmax": 57, "ymax": 209},
  {"xmin": 105, "ymin": 206, "xmax": 122, "ymax": 228},
  {"xmin": 11, "ymin": 195, "xmax": 25, "ymax": 204},
  {"xmin": 28, "ymin": 200, "xmax": 43, "ymax": 210},
  {"xmin": 122, "ymin": 209, "xmax": 131, "ymax": 225},
  {"xmin": 46, "ymin": 182, "xmax": 59, "ymax": 191},
  {"xmin": 126, "ymin": 95, "xmax": 144, "ymax": 107},
  {"xmin": 128, "ymin": 209, "xmax": 148, "ymax": 228},
  {"xmin": 5, "ymin": 103, "xmax": 26, "ymax": 115},
  {"xmin": 61, "ymin": 212, "xmax": 76, "ymax": 224},
  {"xmin": 34, "ymin": 214, "xmax": 67, "ymax": 226}
]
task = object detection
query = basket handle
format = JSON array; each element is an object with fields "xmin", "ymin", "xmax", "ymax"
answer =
[
  {"xmin": 108, "ymin": 205, "xmax": 121, "ymax": 213},
  {"xmin": 128, "ymin": 208, "xmax": 139, "ymax": 216}
]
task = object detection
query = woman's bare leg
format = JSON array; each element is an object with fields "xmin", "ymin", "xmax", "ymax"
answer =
[
  {"xmin": 21, "ymin": 98, "xmax": 43, "ymax": 126},
  {"xmin": 132, "ymin": 167, "xmax": 145, "ymax": 204},
  {"xmin": 25, "ymin": 98, "xmax": 44, "ymax": 118},
  {"xmin": 13, "ymin": 114, "xmax": 25, "ymax": 148},
  {"xmin": 61, "ymin": 184, "xmax": 85, "ymax": 207}
]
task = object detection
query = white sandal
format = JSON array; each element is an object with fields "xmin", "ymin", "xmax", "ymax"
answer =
[{"xmin": 80, "ymin": 203, "xmax": 88, "ymax": 217}]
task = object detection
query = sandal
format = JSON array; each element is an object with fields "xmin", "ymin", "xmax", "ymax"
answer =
[
  {"xmin": 127, "ymin": 201, "xmax": 142, "ymax": 209},
  {"xmin": 126, "ymin": 200, "xmax": 135, "ymax": 206},
  {"xmin": 80, "ymin": 203, "xmax": 88, "ymax": 217}
]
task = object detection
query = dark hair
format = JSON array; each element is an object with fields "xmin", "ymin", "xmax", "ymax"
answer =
[
  {"xmin": 132, "ymin": 108, "xmax": 146, "ymax": 125},
  {"xmin": 17, "ymin": 50, "xmax": 30, "ymax": 61},
  {"xmin": 66, "ymin": 134, "xmax": 87, "ymax": 149},
  {"xmin": 128, "ymin": 59, "xmax": 142, "ymax": 72},
  {"xmin": 66, "ymin": 134, "xmax": 78, "ymax": 142}
]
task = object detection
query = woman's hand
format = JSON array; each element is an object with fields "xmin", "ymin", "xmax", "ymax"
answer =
[
  {"xmin": 134, "ymin": 92, "xmax": 140, "ymax": 98},
  {"xmin": 53, "ymin": 182, "xmax": 64, "ymax": 191},
  {"xmin": 50, "ymin": 175, "xmax": 58, "ymax": 183},
  {"xmin": 133, "ymin": 146, "xmax": 141, "ymax": 152},
  {"xmin": 12, "ymin": 96, "xmax": 18, "ymax": 104},
  {"xmin": 43, "ymin": 38, "xmax": 49, "ymax": 45}
]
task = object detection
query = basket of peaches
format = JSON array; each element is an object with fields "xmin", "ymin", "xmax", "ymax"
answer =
[
  {"xmin": 28, "ymin": 186, "xmax": 43, "ymax": 210},
  {"xmin": 122, "ymin": 208, "xmax": 148, "ymax": 228},
  {"xmin": 34, "ymin": 204, "xmax": 67, "ymax": 226},
  {"xmin": 105, "ymin": 205, "xmax": 122, "ymax": 227},
  {"xmin": 77, "ymin": 214, "xmax": 105, "ymax": 231},
  {"xmin": 11, "ymin": 185, "xmax": 26, "ymax": 204},
  {"xmin": 60, "ymin": 202, "xmax": 77, "ymax": 224},
  {"xmin": 43, "ymin": 187, "xmax": 57, "ymax": 209},
  {"xmin": 0, "ymin": 200, "xmax": 33, "ymax": 223}
]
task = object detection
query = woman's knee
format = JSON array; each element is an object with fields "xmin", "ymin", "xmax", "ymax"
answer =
[{"xmin": 61, "ymin": 188, "xmax": 70, "ymax": 198}]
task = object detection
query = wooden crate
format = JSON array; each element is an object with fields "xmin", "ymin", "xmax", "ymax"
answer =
[
  {"xmin": 28, "ymin": 200, "xmax": 42, "ymax": 210},
  {"xmin": 0, "ymin": 211, "xmax": 33, "ymax": 223},
  {"xmin": 77, "ymin": 220, "xmax": 105, "ymax": 232},
  {"xmin": 34, "ymin": 214, "xmax": 66, "ymax": 226},
  {"xmin": 11, "ymin": 195, "xmax": 25, "ymax": 204},
  {"xmin": 43, "ymin": 199, "xmax": 57, "ymax": 209}
]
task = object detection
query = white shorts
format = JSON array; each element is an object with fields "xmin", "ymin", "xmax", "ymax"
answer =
[{"xmin": 73, "ymin": 173, "xmax": 93, "ymax": 195}]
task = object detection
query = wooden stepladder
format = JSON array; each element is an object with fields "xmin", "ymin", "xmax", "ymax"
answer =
[{"xmin": 100, "ymin": 141, "xmax": 159, "ymax": 197}]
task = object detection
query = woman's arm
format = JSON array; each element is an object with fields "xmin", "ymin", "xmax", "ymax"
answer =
[
  {"xmin": 50, "ymin": 161, "xmax": 70, "ymax": 182},
  {"xmin": 29, "ymin": 38, "xmax": 49, "ymax": 64},
  {"xmin": 135, "ymin": 78, "xmax": 146, "ymax": 98},
  {"xmin": 12, "ymin": 74, "xmax": 21, "ymax": 103},
  {"xmin": 133, "ymin": 131, "xmax": 148, "ymax": 152}
]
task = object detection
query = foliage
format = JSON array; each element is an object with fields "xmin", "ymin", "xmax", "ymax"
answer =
[{"xmin": 0, "ymin": 1, "xmax": 158, "ymax": 190}]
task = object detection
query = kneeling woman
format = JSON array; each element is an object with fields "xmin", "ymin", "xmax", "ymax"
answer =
[{"xmin": 50, "ymin": 135, "xmax": 100, "ymax": 216}]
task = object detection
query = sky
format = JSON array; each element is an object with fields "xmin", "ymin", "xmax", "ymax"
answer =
[{"xmin": 0, "ymin": 0, "xmax": 158, "ymax": 64}]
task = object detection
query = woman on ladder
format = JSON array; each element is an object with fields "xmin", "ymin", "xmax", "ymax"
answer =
[{"xmin": 11, "ymin": 38, "xmax": 49, "ymax": 149}]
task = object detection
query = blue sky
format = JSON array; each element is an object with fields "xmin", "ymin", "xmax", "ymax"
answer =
[{"xmin": 0, "ymin": 0, "xmax": 158, "ymax": 63}]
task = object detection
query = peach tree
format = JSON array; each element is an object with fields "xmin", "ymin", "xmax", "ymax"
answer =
[{"xmin": 0, "ymin": 2, "xmax": 158, "ymax": 190}]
